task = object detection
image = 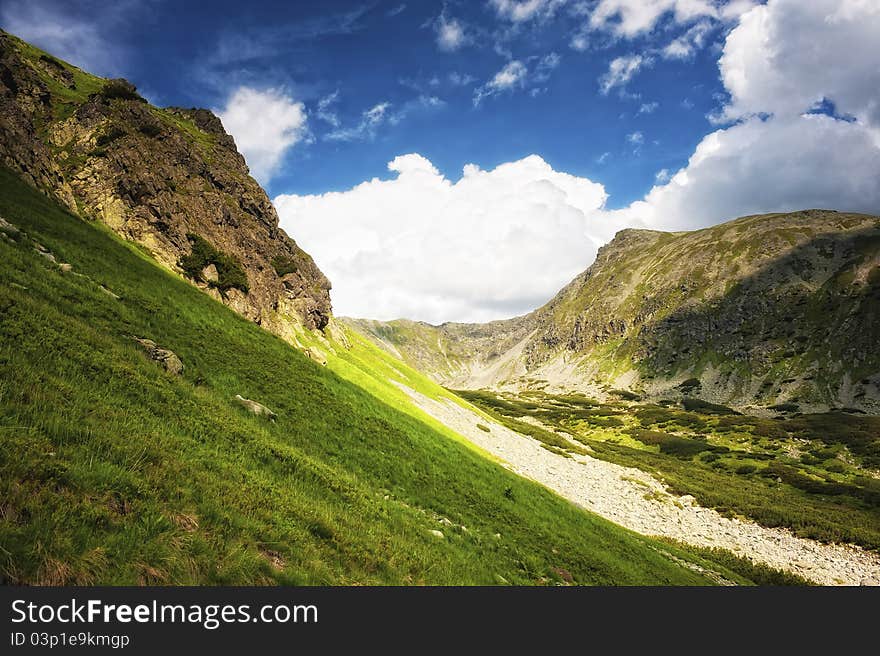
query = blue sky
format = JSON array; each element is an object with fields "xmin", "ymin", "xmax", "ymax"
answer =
[
  {"xmin": 3, "ymin": 1, "xmax": 879, "ymax": 323},
  {"xmin": 1, "ymin": 0, "xmax": 729, "ymax": 203}
]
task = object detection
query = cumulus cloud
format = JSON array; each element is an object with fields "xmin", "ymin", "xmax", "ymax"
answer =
[
  {"xmin": 617, "ymin": 114, "xmax": 880, "ymax": 231},
  {"xmin": 599, "ymin": 54, "xmax": 648, "ymax": 95},
  {"xmin": 217, "ymin": 87, "xmax": 308, "ymax": 184},
  {"xmin": 273, "ymin": 0, "xmax": 880, "ymax": 324},
  {"xmin": 718, "ymin": 0, "xmax": 880, "ymax": 128},
  {"xmin": 436, "ymin": 13, "xmax": 468, "ymax": 52},
  {"xmin": 474, "ymin": 60, "xmax": 529, "ymax": 105},
  {"xmin": 275, "ymin": 154, "xmax": 613, "ymax": 323},
  {"xmin": 638, "ymin": 101, "xmax": 659, "ymax": 114}
]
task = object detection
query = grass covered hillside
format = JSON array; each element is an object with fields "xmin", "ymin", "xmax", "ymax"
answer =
[{"xmin": 0, "ymin": 166, "xmax": 774, "ymax": 586}]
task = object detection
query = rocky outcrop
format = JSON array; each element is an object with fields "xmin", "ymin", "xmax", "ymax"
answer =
[
  {"xmin": 351, "ymin": 210, "xmax": 880, "ymax": 414},
  {"xmin": 135, "ymin": 338, "xmax": 184, "ymax": 375},
  {"xmin": 0, "ymin": 31, "xmax": 331, "ymax": 336}
]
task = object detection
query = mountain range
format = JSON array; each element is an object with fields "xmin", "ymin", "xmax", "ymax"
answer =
[{"xmin": 349, "ymin": 210, "xmax": 880, "ymax": 414}]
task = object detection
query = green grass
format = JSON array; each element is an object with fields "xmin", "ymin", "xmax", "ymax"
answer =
[{"xmin": 0, "ymin": 166, "xmax": 752, "ymax": 585}]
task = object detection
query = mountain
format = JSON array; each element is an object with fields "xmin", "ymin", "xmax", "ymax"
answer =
[
  {"xmin": 0, "ymin": 30, "xmax": 330, "ymax": 337},
  {"xmin": 1, "ymin": 31, "xmax": 796, "ymax": 586},
  {"xmin": 347, "ymin": 210, "xmax": 880, "ymax": 414},
  {"xmin": 1, "ymin": 159, "xmax": 763, "ymax": 585}
]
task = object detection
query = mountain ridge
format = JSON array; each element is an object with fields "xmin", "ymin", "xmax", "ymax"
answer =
[{"xmin": 347, "ymin": 209, "xmax": 880, "ymax": 414}]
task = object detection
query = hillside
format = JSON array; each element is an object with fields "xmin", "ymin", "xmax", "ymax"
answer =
[
  {"xmin": 348, "ymin": 210, "xmax": 880, "ymax": 414},
  {"xmin": 0, "ymin": 30, "xmax": 330, "ymax": 337},
  {"xmin": 1, "ymin": 164, "xmax": 783, "ymax": 585}
]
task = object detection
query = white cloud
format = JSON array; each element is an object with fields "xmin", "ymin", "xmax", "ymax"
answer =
[
  {"xmin": 617, "ymin": 114, "xmax": 880, "ymax": 231},
  {"xmin": 326, "ymin": 101, "xmax": 392, "ymax": 142},
  {"xmin": 217, "ymin": 87, "xmax": 308, "ymax": 184},
  {"xmin": 436, "ymin": 14, "xmax": 468, "ymax": 52},
  {"xmin": 316, "ymin": 91, "xmax": 341, "ymax": 128},
  {"xmin": 449, "ymin": 71, "xmax": 477, "ymax": 86},
  {"xmin": 589, "ymin": 0, "xmax": 718, "ymax": 37},
  {"xmin": 569, "ymin": 31, "xmax": 589, "ymax": 51},
  {"xmin": 638, "ymin": 101, "xmax": 659, "ymax": 114},
  {"xmin": 273, "ymin": 0, "xmax": 880, "ymax": 324},
  {"xmin": 718, "ymin": 0, "xmax": 880, "ymax": 128},
  {"xmin": 474, "ymin": 60, "xmax": 529, "ymax": 105},
  {"xmin": 662, "ymin": 19, "xmax": 715, "ymax": 59},
  {"xmin": 627, "ymin": 131, "xmax": 644, "ymax": 145},
  {"xmin": 275, "ymin": 154, "xmax": 612, "ymax": 323},
  {"xmin": 490, "ymin": 0, "xmax": 569, "ymax": 23},
  {"xmin": 387, "ymin": 3, "xmax": 407, "ymax": 17},
  {"xmin": 0, "ymin": 0, "xmax": 137, "ymax": 75},
  {"xmin": 599, "ymin": 54, "xmax": 648, "ymax": 95}
]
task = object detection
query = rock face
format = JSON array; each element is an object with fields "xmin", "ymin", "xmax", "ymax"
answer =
[
  {"xmin": 0, "ymin": 31, "xmax": 331, "ymax": 336},
  {"xmin": 349, "ymin": 210, "xmax": 880, "ymax": 413}
]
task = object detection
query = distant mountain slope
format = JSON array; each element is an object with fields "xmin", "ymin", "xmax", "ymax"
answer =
[
  {"xmin": 348, "ymin": 210, "xmax": 880, "ymax": 413},
  {"xmin": 0, "ymin": 30, "xmax": 331, "ymax": 336}
]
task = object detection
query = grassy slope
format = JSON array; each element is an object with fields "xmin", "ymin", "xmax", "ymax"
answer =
[{"xmin": 0, "ymin": 167, "xmax": 751, "ymax": 586}]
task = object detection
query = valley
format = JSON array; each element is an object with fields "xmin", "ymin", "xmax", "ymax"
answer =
[{"xmin": 1, "ymin": 29, "xmax": 878, "ymax": 588}]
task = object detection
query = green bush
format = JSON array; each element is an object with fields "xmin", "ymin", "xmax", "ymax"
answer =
[
  {"xmin": 682, "ymin": 398, "xmax": 740, "ymax": 415},
  {"xmin": 735, "ymin": 464, "xmax": 757, "ymax": 475},
  {"xmin": 628, "ymin": 429, "xmax": 713, "ymax": 458},
  {"xmin": 477, "ymin": 424, "xmax": 491, "ymax": 433},
  {"xmin": 99, "ymin": 78, "xmax": 145, "ymax": 102},
  {"xmin": 179, "ymin": 233, "xmax": 249, "ymax": 294},
  {"xmin": 271, "ymin": 256, "xmax": 298, "ymax": 277}
]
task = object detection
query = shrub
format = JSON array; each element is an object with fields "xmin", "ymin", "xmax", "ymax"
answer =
[
  {"xmin": 770, "ymin": 402, "xmax": 800, "ymax": 413},
  {"xmin": 99, "ymin": 78, "xmax": 145, "ymax": 102},
  {"xmin": 628, "ymin": 429, "xmax": 711, "ymax": 458},
  {"xmin": 735, "ymin": 464, "xmax": 757, "ymax": 475},
  {"xmin": 477, "ymin": 424, "xmax": 490, "ymax": 433},
  {"xmin": 179, "ymin": 234, "xmax": 249, "ymax": 294},
  {"xmin": 271, "ymin": 256, "xmax": 298, "ymax": 277},
  {"xmin": 682, "ymin": 398, "xmax": 740, "ymax": 415},
  {"xmin": 137, "ymin": 122, "xmax": 162, "ymax": 138}
]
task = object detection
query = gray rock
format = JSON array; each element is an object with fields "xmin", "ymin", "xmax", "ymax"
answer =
[
  {"xmin": 34, "ymin": 248, "xmax": 56, "ymax": 263},
  {"xmin": 428, "ymin": 529, "xmax": 444, "ymax": 539},
  {"xmin": 135, "ymin": 337, "xmax": 184, "ymax": 375},
  {"xmin": 233, "ymin": 394, "xmax": 277, "ymax": 421},
  {"xmin": 201, "ymin": 263, "xmax": 219, "ymax": 283},
  {"xmin": 304, "ymin": 347, "xmax": 328, "ymax": 366}
]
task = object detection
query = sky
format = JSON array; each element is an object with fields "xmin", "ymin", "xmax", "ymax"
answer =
[{"xmin": 2, "ymin": 0, "xmax": 879, "ymax": 323}]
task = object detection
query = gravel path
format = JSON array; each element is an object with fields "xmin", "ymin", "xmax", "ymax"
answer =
[{"xmin": 397, "ymin": 383, "xmax": 880, "ymax": 586}]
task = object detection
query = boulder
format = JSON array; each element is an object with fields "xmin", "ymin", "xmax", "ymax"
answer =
[
  {"xmin": 234, "ymin": 394, "xmax": 277, "ymax": 421},
  {"xmin": 304, "ymin": 347, "xmax": 328, "ymax": 366},
  {"xmin": 201, "ymin": 263, "xmax": 219, "ymax": 283},
  {"xmin": 134, "ymin": 337, "xmax": 184, "ymax": 375}
]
